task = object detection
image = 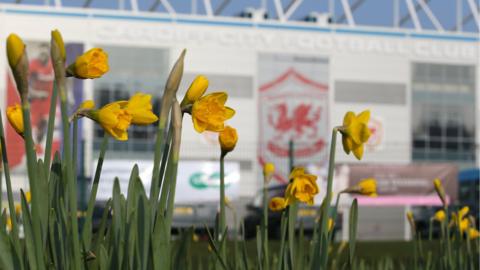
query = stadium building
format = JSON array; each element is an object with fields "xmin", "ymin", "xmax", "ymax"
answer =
[{"xmin": 0, "ymin": 0, "xmax": 478, "ymax": 240}]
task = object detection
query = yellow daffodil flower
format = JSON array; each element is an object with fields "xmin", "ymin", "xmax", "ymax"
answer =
[
  {"xmin": 433, "ymin": 210, "xmax": 446, "ymax": 222},
  {"xmin": 459, "ymin": 218, "xmax": 469, "ymax": 234},
  {"xmin": 6, "ymin": 33, "xmax": 25, "ymax": 68},
  {"xmin": 25, "ymin": 191, "xmax": 31, "ymax": 203},
  {"xmin": 191, "ymin": 92, "xmax": 235, "ymax": 133},
  {"xmin": 328, "ymin": 218, "xmax": 334, "ymax": 232},
  {"xmin": 459, "ymin": 206, "xmax": 469, "ymax": 220},
  {"xmin": 93, "ymin": 102, "xmax": 132, "ymax": 141},
  {"xmin": 433, "ymin": 178, "xmax": 447, "ymax": 206},
  {"xmin": 181, "ymin": 75, "xmax": 209, "ymax": 106},
  {"xmin": 68, "ymin": 48, "xmax": 109, "ymax": 79},
  {"xmin": 219, "ymin": 126, "xmax": 238, "ymax": 154},
  {"xmin": 269, "ymin": 197, "xmax": 286, "ymax": 212},
  {"xmin": 15, "ymin": 204, "xmax": 21, "ymax": 215},
  {"xmin": 6, "ymin": 104, "xmax": 24, "ymax": 135},
  {"xmin": 285, "ymin": 167, "xmax": 319, "ymax": 206},
  {"xmin": 124, "ymin": 93, "xmax": 159, "ymax": 125},
  {"xmin": 6, "ymin": 217, "xmax": 12, "ymax": 231},
  {"xmin": 51, "ymin": 29, "xmax": 66, "ymax": 62},
  {"xmin": 468, "ymin": 228, "xmax": 480, "ymax": 239},
  {"xmin": 340, "ymin": 110, "xmax": 371, "ymax": 160},
  {"xmin": 263, "ymin": 163, "xmax": 275, "ymax": 183},
  {"xmin": 344, "ymin": 178, "xmax": 377, "ymax": 197}
]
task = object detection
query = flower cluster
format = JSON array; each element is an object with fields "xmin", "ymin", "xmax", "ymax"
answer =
[
  {"xmin": 182, "ymin": 75, "xmax": 237, "ymax": 154},
  {"xmin": 269, "ymin": 167, "xmax": 319, "ymax": 212}
]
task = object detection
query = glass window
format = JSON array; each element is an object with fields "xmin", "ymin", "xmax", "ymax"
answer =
[
  {"xmin": 412, "ymin": 63, "xmax": 476, "ymax": 165},
  {"xmin": 93, "ymin": 46, "xmax": 169, "ymax": 153}
]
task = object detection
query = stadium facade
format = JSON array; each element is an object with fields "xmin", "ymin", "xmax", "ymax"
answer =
[{"xmin": 0, "ymin": 2, "xmax": 478, "ymax": 212}]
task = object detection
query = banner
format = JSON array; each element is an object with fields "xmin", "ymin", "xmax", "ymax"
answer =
[
  {"xmin": 94, "ymin": 160, "xmax": 240, "ymax": 203},
  {"xmin": 258, "ymin": 54, "xmax": 329, "ymax": 183}
]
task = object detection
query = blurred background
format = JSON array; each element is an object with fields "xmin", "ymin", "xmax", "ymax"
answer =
[{"xmin": 0, "ymin": 0, "xmax": 478, "ymax": 242}]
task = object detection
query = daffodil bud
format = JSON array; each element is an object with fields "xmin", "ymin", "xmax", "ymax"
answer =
[
  {"xmin": 7, "ymin": 34, "xmax": 25, "ymax": 68},
  {"xmin": 67, "ymin": 48, "xmax": 109, "ymax": 79},
  {"xmin": 219, "ymin": 126, "xmax": 238, "ymax": 155},
  {"xmin": 433, "ymin": 210, "xmax": 446, "ymax": 222},
  {"xmin": 343, "ymin": 178, "xmax": 377, "ymax": 197},
  {"xmin": 181, "ymin": 75, "xmax": 208, "ymax": 107},
  {"xmin": 7, "ymin": 33, "xmax": 29, "ymax": 98},
  {"xmin": 263, "ymin": 162, "xmax": 275, "ymax": 184},
  {"xmin": 269, "ymin": 197, "xmax": 286, "ymax": 212},
  {"xmin": 433, "ymin": 179, "xmax": 447, "ymax": 206},
  {"xmin": 328, "ymin": 218, "xmax": 334, "ymax": 232},
  {"xmin": 6, "ymin": 104, "xmax": 24, "ymax": 136},
  {"xmin": 51, "ymin": 29, "xmax": 66, "ymax": 63},
  {"xmin": 406, "ymin": 211, "xmax": 416, "ymax": 231}
]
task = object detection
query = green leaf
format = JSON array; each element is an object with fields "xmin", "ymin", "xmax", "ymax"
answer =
[
  {"xmin": 0, "ymin": 226, "xmax": 14, "ymax": 269},
  {"xmin": 21, "ymin": 190, "xmax": 38, "ymax": 270},
  {"xmin": 348, "ymin": 198, "xmax": 358, "ymax": 268}
]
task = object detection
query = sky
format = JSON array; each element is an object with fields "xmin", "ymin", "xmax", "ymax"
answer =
[{"xmin": 0, "ymin": 0, "xmax": 478, "ymax": 33}]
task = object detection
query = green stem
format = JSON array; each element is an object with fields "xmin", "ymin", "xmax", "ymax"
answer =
[
  {"xmin": 329, "ymin": 193, "xmax": 342, "ymax": 243},
  {"xmin": 319, "ymin": 128, "xmax": 338, "ymax": 269},
  {"xmin": 58, "ymin": 82, "xmax": 81, "ymax": 270},
  {"xmin": 21, "ymin": 99, "xmax": 46, "ymax": 269},
  {"xmin": 262, "ymin": 184, "xmax": 269, "ymax": 270},
  {"xmin": 444, "ymin": 206, "xmax": 453, "ymax": 269},
  {"xmin": 219, "ymin": 154, "xmax": 227, "ymax": 262},
  {"xmin": 72, "ymin": 120, "xmax": 78, "ymax": 181},
  {"xmin": 428, "ymin": 219, "xmax": 433, "ymax": 241},
  {"xmin": 81, "ymin": 134, "xmax": 108, "ymax": 250},
  {"xmin": 43, "ymin": 81, "xmax": 58, "ymax": 172}
]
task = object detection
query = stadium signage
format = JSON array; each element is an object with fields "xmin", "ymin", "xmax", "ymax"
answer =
[{"xmin": 95, "ymin": 23, "xmax": 477, "ymax": 60}]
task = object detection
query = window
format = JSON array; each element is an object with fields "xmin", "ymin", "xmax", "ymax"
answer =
[
  {"xmin": 411, "ymin": 63, "xmax": 476, "ymax": 164},
  {"xmin": 93, "ymin": 46, "xmax": 169, "ymax": 152}
]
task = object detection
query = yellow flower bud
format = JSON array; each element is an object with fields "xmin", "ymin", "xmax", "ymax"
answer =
[
  {"xmin": 182, "ymin": 75, "xmax": 209, "ymax": 106},
  {"xmin": 328, "ymin": 218, "xmax": 334, "ymax": 232},
  {"xmin": 15, "ymin": 204, "xmax": 21, "ymax": 215},
  {"xmin": 6, "ymin": 33, "xmax": 25, "ymax": 68},
  {"xmin": 263, "ymin": 162, "xmax": 275, "ymax": 183},
  {"xmin": 6, "ymin": 217, "xmax": 12, "ymax": 231},
  {"xmin": 25, "ymin": 191, "xmax": 31, "ymax": 203},
  {"xmin": 79, "ymin": 100, "xmax": 95, "ymax": 110},
  {"xmin": 406, "ymin": 211, "xmax": 415, "ymax": 231},
  {"xmin": 51, "ymin": 29, "xmax": 66, "ymax": 62},
  {"xmin": 433, "ymin": 210, "xmax": 446, "ymax": 222},
  {"xmin": 219, "ymin": 126, "xmax": 238, "ymax": 154},
  {"xmin": 459, "ymin": 206, "xmax": 469, "ymax": 220},
  {"xmin": 433, "ymin": 178, "xmax": 447, "ymax": 206},
  {"xmin": 68, "ymin": 48, "xmax": 109, "ymax": 79},
  {"xmin": 6, "ymin": 104, "xmax": 24, "ymax": 135},
  {"xmin": 269, "ymin": 197, "xmax": 286, "ymax": 212}
]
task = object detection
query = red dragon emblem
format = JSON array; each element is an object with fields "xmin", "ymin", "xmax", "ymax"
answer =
[{"xmin": 259, "ymin": 68, "xmax": 329, "ymax": 183}]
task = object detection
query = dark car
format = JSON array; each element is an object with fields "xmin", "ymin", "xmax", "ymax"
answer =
[{"xmin": 243, "ymin": 184, "xmax": 341, "ymax": 239}]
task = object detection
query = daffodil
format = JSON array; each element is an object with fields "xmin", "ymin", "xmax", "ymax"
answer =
[
  {"xmin": 433, "ymin": 178, "xmax": 447, "ymax": 206},
  {"xmin": 51, "ymin": 29, "xmax": 66, "ymax": 62},
  {"xmin": 339, "ymin": 110, "xmax": 371, "ymax": 160},
  {"xmin": 269, "ymin": 197, "xmax": 286, "ymax": 212},
  {"xmin": 328, "ymin": 218, "xmax": 334, "ymax": 232},
  {"xmin": 6, "ymin": 104, "xmax": 24, "ymax": 135},
  {"xmin": 468, "ymin": 228, "xmax": 480, "ymax": 239},
  {"xmin": 124, "ymin": 93, "xmax": 159, "ymax": 125},
  {"xmin": 285, "ymin": 167, "xmax": 319, "ymax": 206},
  {"xmin": 181, "ymin": 75, "xmax": 209, "ymax": 107},
  {"xmin": 67, "ymin": 48, "xmax": 109, "ymax": 79},
  {"xmin": 25, "ymin": 191, "xmax": 31, "ymax": 203},
  {"xmin": 89, "ymin": 102, "xmax": 132, "ymax": 141},
  {"xmin": 344, "ymin": 178, "xmax": 377, "ymax": 197},
  {"xmin": 6, "ymin": 217, "xmax": 12, "ymax": 231},
  {"xmin": 263, "ymin": 163, "xmax": 275, "ymax": 183},
  {"xmin": 459, "ymin": 218, "xmax": 469, "ymax": 234},
  {"xmin": 191, "ymin": 92, "xmax": 235, "ymax": 133},
  {"xmin": 219, "ymin": 126, "xmax": 238, "ymax": 154},
  {"xmin": 6, "ymin": 33, "xmax": 25, "ymax": 68},
  {"xmin": 433, "ymin": 210, "xmax": 446, "ymax": 222}
]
